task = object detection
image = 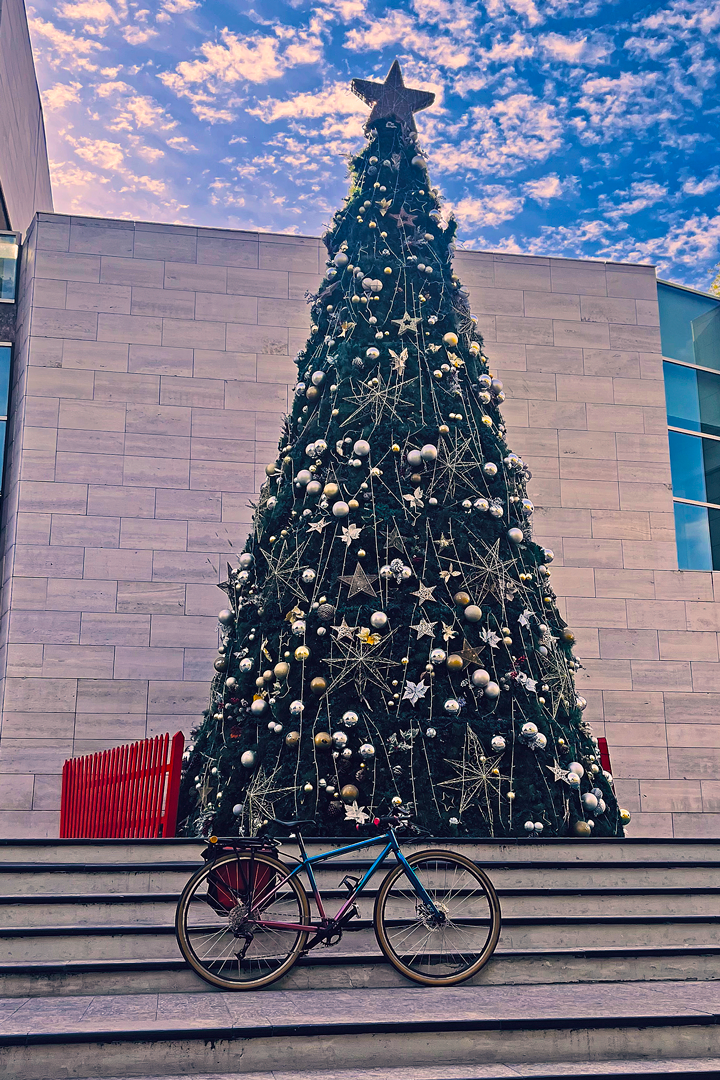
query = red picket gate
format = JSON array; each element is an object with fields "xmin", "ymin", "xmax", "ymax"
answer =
[
  {"xmin": 60, "ymin": 732, "xmax": 185, "ymax": 839},
  {"xmin": 597, "ymin": 737, "xmax": 613, "ymax": 779}
]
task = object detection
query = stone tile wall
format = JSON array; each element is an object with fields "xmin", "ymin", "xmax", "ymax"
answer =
[{"xmin": 0, "ymin": 212, "xmax": 716, "ymax": 838}]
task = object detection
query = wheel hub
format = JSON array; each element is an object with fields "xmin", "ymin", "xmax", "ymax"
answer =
[{"xmin": 418, "ymin": 899, "xmax": 449, "ymax": 930}]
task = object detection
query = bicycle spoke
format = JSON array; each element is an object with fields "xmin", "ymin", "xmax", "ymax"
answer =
[{"xmin": 376, "ymin": 852, "xmax": 500, "ymax": 985}]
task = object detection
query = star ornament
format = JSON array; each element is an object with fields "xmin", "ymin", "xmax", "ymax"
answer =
[
  {"xmin": 392, "ymin": 311, "xmax": 421, "ymax": 336},
  {"xmin": 351, "ymin": 59, "xmax": 435, "ymax": 133},
  {"xmin": 339, "ymin": 563, "xmax": 379, "ymax": 598},
  {"xmin": 411, "ymin": 617, "xmax": 437, "ymax": 640}
]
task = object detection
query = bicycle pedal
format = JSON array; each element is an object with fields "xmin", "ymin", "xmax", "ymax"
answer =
[{"xmin": 339, "ymin": 874, "xmax": 360, "ymax": 894}]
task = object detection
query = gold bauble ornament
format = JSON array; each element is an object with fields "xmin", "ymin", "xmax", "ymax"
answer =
[
  {"xmin": 443, "ymin": 332, "xmax": 458, "ymax": 347},
  {"xmin": 310, "ymin": 677, "xmax": 327, "ymax": 696},
  {"xmin": 324, "ymin": 482, "xmax": 339, "ymax": 498},
  {"xmin": 341, "ymin": 784, "xmax": 359, "ymax": 803},
  {"xmin": 314, "ymin": 731, "xmax": 332, "ymax": 749},
  {"xmin": 306, "ymin": 386, "xmax": 319, "ymax": 403},
  {"xmin": 295, "ymin": 645, "xmax": 310, "ymax": 661},
  {"xmin": 348, "ymin": 498, "xmax": 360, "ymax": 510},
  {"xmin": 573, "ymin": 821, "xmax": 592, "ymax": 837},
  {"xmin": 439, "ymin": 424, "xmax": 449, "ymax": 435},
  {"xmin": 619, "ymin": 808, "xmax": 632, "ymax": 826},
  {"xmin": 265, "ymin": 463, "xmax": 277, "ymax": 476},
  {"xmin": 454, "ymin": 591, "xmax": 471, "ymax": 607},
  {"xmin": 446, "ymin": 653, "xmax": 464, "ymax": 671},
  {"xmin": 562, "ymin": 629, "xmax": 575, "ymax": 644},
  {"xmin": 285, "ymin": 730, "xmax": 300, "ymax": 746}
]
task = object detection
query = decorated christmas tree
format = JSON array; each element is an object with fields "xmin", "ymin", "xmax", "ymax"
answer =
[{"xmin": 180, "ymin": 61, "xmax": 629, "ymax": 839}]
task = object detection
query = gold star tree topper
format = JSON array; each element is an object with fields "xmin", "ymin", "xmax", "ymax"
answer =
[{"xmin": 351, "ymin": 60, "xmax": 435, "ymax": 133}]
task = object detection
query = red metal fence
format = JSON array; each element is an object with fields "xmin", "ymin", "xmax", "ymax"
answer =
[
  {"xmin": 597, "ymin": 737, "xmax": 613, "ymax": 778},
  {"xmin": 60, "ymin": 731, "xmax": 184, "ymax": 839}
]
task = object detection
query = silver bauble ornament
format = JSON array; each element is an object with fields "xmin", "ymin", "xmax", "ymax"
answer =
[
  {"xmin": 508, "ymin": 527, "xmax": 524, "ymax": 544},
  {"xmin": 301, "ymin": 569, "xmax": 316, "ymax": 584},
  {"xmin": 289, "ymin": 700, "xmax": 305, "ymax": 716},
  {"xmin": 250, "ymin": 699, "xmax": 267, "ymax": 715},
  {"xmin": 241, "ymin": 750, "xmax": 256, "ymax": 769},
  {"xmin": 471, "ymin": 669, "xmax": 490, "ymax": 688},
  {"xmin": 354, "ymin": 439, "xmax": 371, "ymax": 457},
  {"xmin": 485, "ymin": 682, "xmax": 501, "ymax": 699},
  {"xmin": 291, "ymin": 619, "xmax": 306, "ymax": 636},
  {"xmin": 218, "ymin": 609, "xmax": 234, "ymax": 625},
  {"xmin": 332, "ymin": 731, "xmax": 348, "ymax": 747},
  {"xmin": 483, "ymin": 462, "xmax": 498, "ymax": 477},
  {"xmin": 444, "ymin": 698, "xmax": 461, "ymax": 715},
  {"xmin": 239, "ymin": 657, "xmax": 253, "ymax": 673},
  {"xmin": 359, "ymin": 743, "xmax": 376, "ymax": 760},
  {"xmin": 568, "ymin": 761, "xmax": 585, "ymax": 778},
  {"xmin": 342, "ymin": 710, "xmax": 359, "ymax": 727},
  {"xmin": 296, "ymin": 469, "xmax": 312, "ymax": 486},
  {"xmin": 406, "ymin": 449, "xmax": 423, "ymax": 468},
  {"xmin": 430, "ymin": 648, "xmax": 446, "ymax": 665},
  {"xmin": 239, "ymin": 553, "xmax": 253, "ymax": 569},
  {"xmin": 370, "ymin": 611, "xmax": 389, "ymax": 630},
  {"xmin": 491, "ymin": 735, "xmax": 506, "ymax": 752},
  {"xmin": 420, "ymin": 444, "xmax": 438, "ymax": 462},
  {"xmin": 332, "ymin": 501, "xmax": 350, "ymax": 518}
]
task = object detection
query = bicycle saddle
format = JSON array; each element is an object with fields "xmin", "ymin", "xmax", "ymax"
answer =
[{"xmin": 265, "ymin": 816, "xmax": 316, "ymax": 829}]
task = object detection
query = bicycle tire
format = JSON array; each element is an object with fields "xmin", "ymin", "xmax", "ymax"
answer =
[
  {"xmin": 175, "ymin": 850, "xmax": 310, "ymax": 991},
  {"xmin": 373, "ymin": 848, "xmax": 501, "ymax": 986}
]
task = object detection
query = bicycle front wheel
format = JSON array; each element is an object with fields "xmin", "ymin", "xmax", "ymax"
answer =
[
  {"xmin": 374, "ymin": 848, "xmax": 501, "ymax": 986},
  {"xmin": 175, "ymin": 851, "xmax": 310, "ymax": 991}
]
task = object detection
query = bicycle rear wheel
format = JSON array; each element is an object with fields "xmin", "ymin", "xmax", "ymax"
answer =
[
  {"xmin": 175, "ymin": 851, "xmax": 310, "ymax": 990},
  {"xmin": 374, "ymin": 848, "xmax": 501, "ymax": 986}
]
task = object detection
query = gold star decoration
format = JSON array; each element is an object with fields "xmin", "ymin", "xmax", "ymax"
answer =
[
  {"xmin": 324, "ymin": 632, "xmax": 396, "ymax": 697},
  {"xmin": 437, "ymin": 533, "xmax": 453, "ymax": 550},
  {"xmin": 339, "ymin": 321, "xmax": 356, "ymax": 338},
  {"xmin": 342, "ymin": 374, "xmax": 416, "ymax": 430},
  {"xmin": 285, "ymin": 604, "xmax": 305, "ymax": 623},
  {"xmin": 438, "ymin": 726, "xmax": 511, "ymax": 831},
  {"xmin": 377, "ymin": 198, "xmax": 392, "ymax": 216},
  {"xmin": 338, "ymin": 563, "xmax": 379, "ymax": 598},
  {"xmin": 411, "ymin": 617, "xmax": 437, "ymax": 639},
  {"xmin": 428, "ymin": 436, "xmax": 484, "ymax": 500},
  {"xmin": 412, "ymin": 581, "xmax": 437, "ymax": 603},
  {"xmin": 332, "ymin": 617, "xmax": 356, "ymax": 640},
  {"xmin": 392, "ymin": 311, "xmax": 422, "ymax": 336},
  {"xmin": 460, "ymin": 638, "xmax": 483, "ymax": 666},
  {"xmin": 442, "ymin": 621, "xmax": 458, "ymax": 642}
]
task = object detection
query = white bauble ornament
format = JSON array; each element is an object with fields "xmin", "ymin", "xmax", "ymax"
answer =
[
  {"xmin": 353, "ymin": 439, "xmax": 370, "ymax": 457},
  {"xmin": 464, "ymin": 604, "xmax": 482, "ymax": 622},
  {"xmin": 370, "ymin": 611, "xmax": 388, "ymax": 630},
  {"xmin": 241, "ymin": 750, "xmax": 256, "ymax": 768},
  {"xmin": 250, "ymin": 699, "xmax": 267, "ymax": 716},
  {"xmin": 485, "ymin": 681, "xmax": 501, "ymax": 699},
  {"xmin": 420, "ymin": 444, "xmax": 438, "ymax": 463},
  {"xmin": 471, "ymin": 669, "xmax": 490, "ymax": 688},
  {"xmin": 582, "ymin": 792, "xmax": 598, "ymax": 811},
  {"xmin": 296, "ymin": 469, "xmax": 312, "ymax": 486},
  {"xmin": 332, "ymin": 501, "xmax": 350, "ymax": 517},
  {"xmin": 508, "ymin": 527, "xmax": 524, "ymax": 544},
  {"xmin": 406, "ymin": 449, "xmax": 423, "ymax": 468},
  {"xmin": 568, "ymin": 762, "xmax": 585, "ymax": 778}
]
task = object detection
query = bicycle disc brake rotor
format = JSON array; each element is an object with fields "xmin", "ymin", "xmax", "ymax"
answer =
[{"xmin": 418, "ymin": 899, "xmax": 449, "ymax": 930}]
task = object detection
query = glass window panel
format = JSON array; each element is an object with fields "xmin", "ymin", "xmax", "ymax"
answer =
[
  {"xmin": 697, "ymin": 369, "xmax": 720, "ymax": 437},
  {"xmin": 658, "ymin": 282, "xmax": 720, "ymax": 370},
  {"xmin": 674, "ymin": 501, "xmax": 712, "ymax": 571},
  {"xmin": 693, "ymin": 305, "xmax": 720, "ymax": 370},
  {"xmin": 0, "ymin": 234, "xmax": 17, "ymax": 302},
  {"xmin": 703, "ymin": 437, "xmax": 720, "ymax": 506},
  {"xmin": 710, "ymin": 508, "xmax": 720, "ymax": 571},
  {"xmin": 0, "ymin": 346, "xmax": 10, "ymax": 417},
  {"xmin": 664, "ymin": 361, "xmax": 700, "ymax": 431},
  {"xmin": 0, "ymin": 419, "xmax": 6, "ymax": 491},
  {"xmin": 668, "ymin": 430, "xmax": 707, "ymax": 503}
]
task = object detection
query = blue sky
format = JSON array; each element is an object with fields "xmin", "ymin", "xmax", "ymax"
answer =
[{"xmin": 28, "ymin": 0, "xmax": 720, "ymax": 288}]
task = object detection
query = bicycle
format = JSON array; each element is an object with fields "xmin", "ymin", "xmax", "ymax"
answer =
[{"xmin": 175, "ymin": 813, "xmax": 502, "ymax": 990}]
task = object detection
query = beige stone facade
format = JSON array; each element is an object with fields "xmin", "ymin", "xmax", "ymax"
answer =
[{"xmin": 0, "ymin": 211, "xmax": 714, "ymax": 838}]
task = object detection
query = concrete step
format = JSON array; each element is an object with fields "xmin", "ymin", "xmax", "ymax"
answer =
[
  {"xmin": 4, "ymin": 861, "xmax": 720, "ymax": 895},
  {"xmin": 3, "ymin": 837, "xmax": 720, "ymax": 865},
  {"xmin": 91, "ymin": 1064, "xmax": 720, "ymax": 1080},
  {"xmin": 3, "ymin": 886, "xmax": 720, "ymax": 926},
  {"xmin": 1, "ymin": 914, "xmax": 719, "ymax": 963},
  {"xmin": 1, "ymin": 943, "xmax": 719, "ymax": 998},
  {"xmin": 1, "ymin": 982, "xmax": 719, "ymax": 1080}
]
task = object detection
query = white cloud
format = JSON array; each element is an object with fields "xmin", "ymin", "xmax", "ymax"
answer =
[
  {"xmin": 122, "ymin": 26, "xmax": 158, "ymax": 45},
  {"xmin": 167, "ymin": 136, "xmax": 199, "ymax": 152},
  {"xmin": 603, "ymin": 180, "xmax": 668, "ymax": 220},
  {"xmin": 463, "ymin": 93, "xmax": 563, "ymax": 172},
  {"xmin": 249, "ymin": 82, "xmax": 365, "ymax": 122},
  {"xmin": 683, "ymin": 171, "xmax": 720, "ymax": 196},
  {"xmin": 43, "ymin": 81, "xmax": 83, "ymax": 110},
  {"xmin": 71, "ymin": 136, "xmax": 125, "ymax": 169},
  {"xmin": 28, "ymin": 16, "xmax": 106, "ymax": 61},
  {"xmin": 448, "ymin": 187, "xmax": 524, "ymax": 228},
  {"xmin": 345, "ymin": 12, "xmax": 472, "ymax": 69},
  {"xmin": 539, "ymin": 31, "xmax": 612, "ymax": 65},
  {"xmin": 523, "ymin": 173, "xmax": 576, "ymax": 202}
]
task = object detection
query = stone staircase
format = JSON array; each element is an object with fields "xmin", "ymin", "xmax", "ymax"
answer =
[{"xmin": 0, "ymin": 837, "xmax": 719, "ymax": 1078}]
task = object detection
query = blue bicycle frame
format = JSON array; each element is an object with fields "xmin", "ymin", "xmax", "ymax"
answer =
[{"xmin": 253, "ymin": 828, "xmax": 441, "ymax": 933}]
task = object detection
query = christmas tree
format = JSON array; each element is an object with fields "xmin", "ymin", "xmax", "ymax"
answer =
[{"xmin": 180, "ymin": 61, "xmax": 628, "ymax": 840}]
